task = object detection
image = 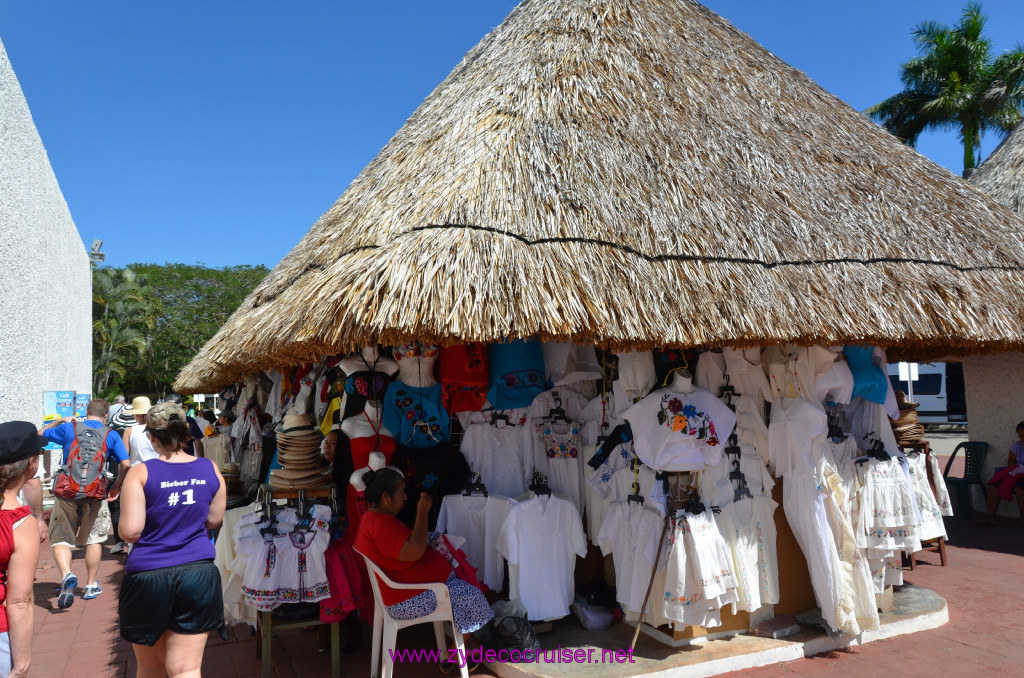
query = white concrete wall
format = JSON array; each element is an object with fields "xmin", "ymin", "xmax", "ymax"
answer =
[
  {"xmin": 0, "ymin": 39, "xmax": 91, "ymax": 425},
  {"xmin": 962, "ymin": 353, "xmax": 1024, "ymax": 516}
]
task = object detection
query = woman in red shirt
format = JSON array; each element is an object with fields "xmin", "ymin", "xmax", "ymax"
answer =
[
  {"xmin": 0, "ymin": 422, "xmax": 46, "ymax": 678},
  {"xmin": 353, "ymin": 467, "xmax": 493, "ymax": 635}
]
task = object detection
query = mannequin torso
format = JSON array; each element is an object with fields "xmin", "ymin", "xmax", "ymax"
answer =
[
  {"xmin": 396, "ymin": 355, "xmax": 438, "ymax": 388},
  {"xmin": 667, "ymin": 370, "xmax": 696, "ymax": 395}
]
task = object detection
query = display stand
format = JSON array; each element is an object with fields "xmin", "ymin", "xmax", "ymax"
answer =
[{"xmin": 254, "ymin": 484, "xmax": 341, "ymax": 678}]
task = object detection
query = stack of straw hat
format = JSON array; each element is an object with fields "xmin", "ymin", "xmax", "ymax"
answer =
[{"xmin": 268, "ymin": 411, "xmax": 329, "ymax": 490}]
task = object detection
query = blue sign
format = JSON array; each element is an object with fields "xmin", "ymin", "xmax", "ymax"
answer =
[
  {"xmin": 43, "ymin": 391, "xmax": 76, "ymax": 422},
  {"xmin": 74, "ymin": 394, "xmax": 90, "ymax": 418}
]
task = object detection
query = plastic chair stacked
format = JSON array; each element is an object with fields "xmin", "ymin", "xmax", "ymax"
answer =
[
  {"xmin": 355, "ymin": 549, "xmax": 469, "ymax": 678},
  {"xmin": 942, "ymin": 441, "xmax": 989, "ymax": 519}
]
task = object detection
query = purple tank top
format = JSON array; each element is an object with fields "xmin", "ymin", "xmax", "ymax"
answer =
[{"xmin": 125, "ymin": 457, "xmax": 220, "ymax": 573}]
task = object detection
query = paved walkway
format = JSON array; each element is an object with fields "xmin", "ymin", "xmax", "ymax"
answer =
[{"xmin": 28, "ymin": 431, "xmax": 1024, "ymax": 678}]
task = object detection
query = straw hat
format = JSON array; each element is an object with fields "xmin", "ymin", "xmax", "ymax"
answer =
[{"xmin": 123, "ymin": 396, "xmax": 152, "ymax": 416}]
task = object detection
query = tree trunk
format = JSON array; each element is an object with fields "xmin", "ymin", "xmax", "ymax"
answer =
[{"xmin": 962, "ymin": 122, "xmax": 979, "ymax": 173}]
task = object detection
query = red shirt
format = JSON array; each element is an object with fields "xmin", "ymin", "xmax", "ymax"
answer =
[
  {"xmin": 0, "ymin": 506, "xmax": 31, "ymax": 632},
  {"xmin": 354, "ymin": 510, "xmax": 452, "ymax": 605}
]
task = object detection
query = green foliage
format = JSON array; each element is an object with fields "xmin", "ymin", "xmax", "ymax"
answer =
[
  {"xmin": 92, "ymin": 263, "xmax": 268, "ymax": 399},
  {"xmin": 92, "ymin": 267, "xmax": 161, "ymax": 396},
  {"xmin": 866, "ymin": 2, "xmax": 1024, "ymax": 172},
  {"xmin": 125, "ymin": 263, "xmax": 269, "ymax": 396}
]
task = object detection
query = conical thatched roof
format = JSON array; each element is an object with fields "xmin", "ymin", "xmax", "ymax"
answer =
[
  {"xmin": 175, "ymin": 0, "xmax": 1024, "ymax": 392},
  {"xmin": 970, "ymin": 121, "xmax": 1024, "ymax": 213}
]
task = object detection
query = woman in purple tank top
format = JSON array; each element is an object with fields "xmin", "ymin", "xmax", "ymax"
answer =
[{"xmin": 117, "ymin": 401, "xmax": 226, "ymax": 677}]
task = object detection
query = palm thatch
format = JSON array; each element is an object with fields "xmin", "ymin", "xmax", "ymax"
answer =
[
  {"xmin": 175, "ymin": 0, "xmax": 1024, "ymax": 393},
  {"xmin": 970, "ymin": 121, "xmax": 1024, "ymax": 214}
]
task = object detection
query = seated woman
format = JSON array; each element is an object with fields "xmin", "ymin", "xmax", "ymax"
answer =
[
  {"xmin": 353, "ymin": 466, "xmax": 493, "ymax": 637},
  {"xmin": 984, "ymin": 420, "xmax": 1024, "ymax": 524}
]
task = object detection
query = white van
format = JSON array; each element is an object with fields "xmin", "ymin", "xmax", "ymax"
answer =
[{"xmin": 886, "ymin": 362, "xmax": 967, "ymax": 424}]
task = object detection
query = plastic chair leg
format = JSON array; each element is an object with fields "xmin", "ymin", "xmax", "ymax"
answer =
[
  {"xmin": 450, "ymin": 621, "xmax": 469, "ymax": 678},
  {"xmin": 381, "ymin": 622, "xmax": 399, "ymax": 678},
  {"xmin": 370, "ymin": 608, "xmax": 383, "ymax": 678},
  {"xmin": 433, "ymin": 620, "xmax": 446, "ymax": 652}
]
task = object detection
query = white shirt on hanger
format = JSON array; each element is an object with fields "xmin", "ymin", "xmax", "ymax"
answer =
[
  {"xmin": 496, "ymin": 494, "xmax": 587, "ymax": 621},
  {"xmin": 437, "ymin": 493, "xmax": 517, "ymax": 591}
]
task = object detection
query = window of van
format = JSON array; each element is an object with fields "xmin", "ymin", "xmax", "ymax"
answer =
[{"xmin": 889, "ymin": 374, "xmax": 943, "ymax": 396}]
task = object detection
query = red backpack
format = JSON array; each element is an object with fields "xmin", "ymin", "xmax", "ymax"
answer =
[{"xmin": 54, "ymin": 422, "xmax": 111, "ymax": 501}]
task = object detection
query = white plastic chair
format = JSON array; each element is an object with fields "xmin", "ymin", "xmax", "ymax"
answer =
[{"xmin": 355, "ymin": 549, "xmax": 469, "ymax": 678}]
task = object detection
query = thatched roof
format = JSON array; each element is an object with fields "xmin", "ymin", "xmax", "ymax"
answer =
[
  {"xmin": 175, "ymin": 0, "xmax": 1024, "ymax": 392},
  {"xmin": 970, "ymin": 122, "xmax": 1024, "ymax": 214}
]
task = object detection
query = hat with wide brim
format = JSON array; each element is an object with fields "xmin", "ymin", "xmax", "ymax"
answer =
[
  {"xmin": 122, "ymin": 396, "xmax": 152, "ymax": 416},
  {"xmin": 111, "ymin": 409, "xmax": 139, "ymax": 428}
]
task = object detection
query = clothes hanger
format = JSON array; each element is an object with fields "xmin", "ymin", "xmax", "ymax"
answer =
[
  {"xmin": 463, "ymin": 472, "xmax": 489, "ymax": 497},
  {"xmin": 529, "ymin": 470, "xmax": 551, "ymax": 496}
]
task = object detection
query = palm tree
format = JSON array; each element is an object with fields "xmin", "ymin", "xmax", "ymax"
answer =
[
  {"xmin": 867, "ymin": 2, "xmax": 1024, "ymax": 175},
  {"xmin": 91, "ymin": 268, "xmax": 161, "ymax": 395}
]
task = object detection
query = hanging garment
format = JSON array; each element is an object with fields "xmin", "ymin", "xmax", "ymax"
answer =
[
  {"xmin": 926, "ymin": 452, "xmax": 954, "ymax": 517},
  {"xmin": 527, "ymin": 387, "xmax": 589, "ymax": 426},
  {"xmin": 623, "ymin": 386, "xmax": 736, "ymax": 472},
  {"xmin": 764, "ymin": 345, "xmax": 839, "ymax": 405},
  {"xmin": 597, "ymin": 501, "xmax": 667, "ymax": 617},
  {"xmin": 460, "ymin": 422, "xmax": 533, "ymax": 499},
  {"xmin": 437, "ymin": 494, "xmax": 517, "ymax": 591},
  {"xmin": 381, "ymin": 381, "xmax": 449, "ymax": 448},
  {"xmin": 698, "ymin": 455, "xmax": 774, "ymax": 508},
  {"xmin": 715, "ymin": 495, "xmax": 779, "ymax": 614},
  {"xmin": 663, "ymin": 509, "xmax": 739, "ymax": 628},
  {"xmin": 533, "ymin": 421, "xmax": 584, "ymax": 515},
  {"xmin": 842, "ymin": 345, "xmax": 889, "ymax": 405},
  {"xmin": 590, "ymin": 464, "xmax": 667, "ymax": 516},
  {"xmin": 905, "ymin": 452, "xmax": 948, "ymax": 542},
  {"xmin": 391, "ymin": 443, "xmax": 471, "ymax": 530},
  {"xmin": 215, "ymin": 504, "xmax": 259, "ymax": 627},
  {"xmin": 319, "ymin": 538, "xmax": 364, "ymax": 622},
  {"xmin": 734, "ymin": 395, "xmax": 770, "ymax": 462},
  {"xmin": 274, "ymin": 505, "xmax": 333, "ymax": 606},
  {"xmin": 487, "ymin": 339, "xmax": 549, "ymax": 409},
  {"xmin": 615, "ymin": 351, "xmax": 657, "ymax": 401},
  {"xmin": 438, "ymin": 343, "xmax": 489, "ymax": 414},
  {"xmin": 495, "ymin": 494, "xmax": 587, "ymax": 621},
  {"xmin": 813, "ymin": 358, "xmax": 855, "ymax": 407},
  {"xmin": 820, "ymin": 459, "xmax": 880, "ymax": 633},
  {"xmin": 694, "ymin": 352, "xmax": 727, "ymax": 395},
  {"xmin": 722, "ymin": 347, "xmax": 773, "ymax": 403},
  {"xmin": 542, "ymin": 342, "xmax": 602, "ymax": 386}
]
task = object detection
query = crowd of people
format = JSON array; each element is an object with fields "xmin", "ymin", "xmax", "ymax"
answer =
[{"xmin": 0, "ymin": 394, "xmax": 226, "ymax": 677}]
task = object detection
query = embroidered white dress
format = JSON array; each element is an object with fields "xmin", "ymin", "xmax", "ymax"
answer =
[
  {"xmin": 273, "ymin": 505, "xmax": 333, "ymax": 606},
  {"xmin": 437, "ymin": 493, "xmax": 517, "ymax": 591},
  {"xmin": 906, "ymin": 452, "xmax": 948, "ymax": 542},
  {"xmin": 533, "ymin": 421, "xmax": 584, "ymax": 514},
  {"xmin": 460, "ymin": 422, "xmax": 533, "ymax": 499},
  {"xmin": 623, "ymin": 387, "xmax": 736, "ymax": 472},
  {"xmin": 715, "ymin": 496, "xmax": 779, "ymax": 614},
  {"xmin": 496, "ymin": 494, "xmax": 587, "ymax": 621},
  {"xmin": 663, "ymin": 509, "xmax": 739, "ymax": 628},
  {"xmin": 597, "ymin": 501, "xmax": 667, "ymax": 616}
]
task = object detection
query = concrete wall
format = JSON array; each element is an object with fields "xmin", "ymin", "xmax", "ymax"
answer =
[
  {"xmin": 962, "ymin": 352, "xmax": 1024, "ymax": 516},
  {"xmin": 0, "ymin": 39, "xmax": 91, "ymax": 425}
]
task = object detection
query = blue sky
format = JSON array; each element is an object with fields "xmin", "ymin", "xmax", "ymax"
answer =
[{"xmin": 3, "ymin": 1, "xmax": 1024, "ymax": 269}]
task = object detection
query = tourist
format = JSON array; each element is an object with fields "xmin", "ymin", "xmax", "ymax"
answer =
[
  {"xmin": 118, "ymin": 401, "xmax": 226, "ymax": 677},
  {"xmin": 0, "ymin": 422, "xmax": 46, "ymax": 678},
  {"xmin": 38, "ymin": 399, "xmax": 130, "ymax": 607}
]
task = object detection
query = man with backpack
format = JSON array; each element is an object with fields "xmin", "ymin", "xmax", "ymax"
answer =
[{"xmin": 38, "ymin": 398, "xmax": 129, "ymax": 608}]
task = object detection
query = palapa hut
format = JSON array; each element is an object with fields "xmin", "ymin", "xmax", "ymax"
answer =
[
  {"xmin": 963, "ymin": 121, "xmax": 1024, "ymax": 516},
  {"xmin": 175, "ymin": 0, "xmax": 1024, "ymax": 394},
  {"xmin": 178, "ymin": 0, "xmax": 1024, "ymax": 658}
]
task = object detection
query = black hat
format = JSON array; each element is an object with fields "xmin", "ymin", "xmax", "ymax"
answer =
[{"xmin": 0, "ymin": 422, "xmax": 48, "ymax": 465}]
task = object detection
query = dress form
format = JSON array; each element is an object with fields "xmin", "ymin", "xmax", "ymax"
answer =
[
  {"xmin": 339, "ymin": 345, "xmax": 398, "ymax": 378},
  {"xmin": 667, "ymin": 369, "xmax": 696, "ymax": 395},
  {"xmin": 341, "ymin": 401, "xmax": 393, "ymax": 440},
  {"xmin": 396, "ymin": 355, "xmax": 438, "ymax": 388}
]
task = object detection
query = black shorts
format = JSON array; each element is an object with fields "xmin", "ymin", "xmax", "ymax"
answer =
[{"xmin": 118, "ymin": 559, "xmax": 224, "ymax": 646}]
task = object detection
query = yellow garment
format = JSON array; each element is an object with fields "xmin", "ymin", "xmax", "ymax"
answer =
[{"xmin": 320, "ymin": 397, "xmax": 342, "ymax": 437}]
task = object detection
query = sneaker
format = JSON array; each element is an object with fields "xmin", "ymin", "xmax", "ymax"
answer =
[
  {"xmin": 57, "ymin": 572, "xmax": 77, "ymax": 609},
  {"xmin": 83, "ymin": 583, "xmax": 103, "ymax": 600},
  {"xmin": 109, "ymin": 542, "xmax": 125, "ymax": 554}
]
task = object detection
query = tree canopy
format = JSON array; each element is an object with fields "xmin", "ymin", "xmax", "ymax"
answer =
[
  {"xmin": 93, "ymin": 263, "xmax": 268, "ymax": 399},
  {"xmin": 867, "ymin": 2, "xmax": 1024, "ymax": 173}
]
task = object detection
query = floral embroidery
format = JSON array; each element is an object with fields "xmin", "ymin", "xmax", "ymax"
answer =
[
  {"xmin": 298, "ymin": 551, "xmax": 307, "ymax": 573},
  {"xmin": 264, "ymin": 543, "xmax": 277, "ymax": 578},
  {"xmin": 344, "ymin": 373, "xmax": 387, "ymax": 398},
  {"xmin": 656, "ymin": 395, "xmax": 719, "ymax": 446},
  {"xmin": 423, "ymin": 473, "xmax": 439, "ymax": 489},
  {"xmin": 537, "ymin": 425, "xmax": 580, "ymax": 459},
  {"xmin": 501, "ymin": 370, "xmax": 545, "ymax": 389},
  {"xmin": 393, "ymin": 388, "xmax": 443, "ymax": 441}
]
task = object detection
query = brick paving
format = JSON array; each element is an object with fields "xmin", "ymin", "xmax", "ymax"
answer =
[{"xmin": 27, "ymin": 442, "xmax": 1024, "ymax": 677}]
